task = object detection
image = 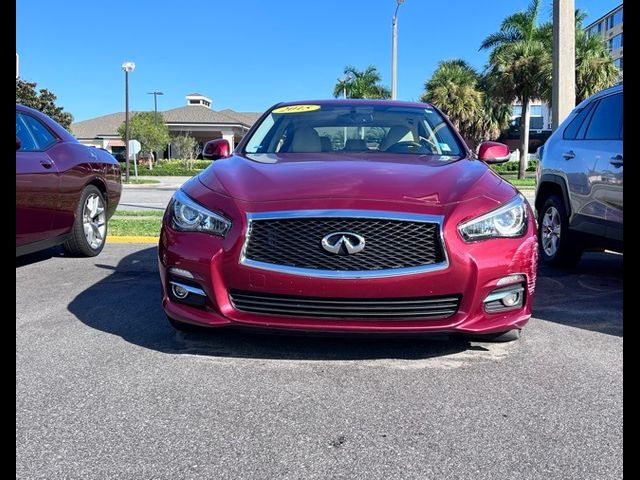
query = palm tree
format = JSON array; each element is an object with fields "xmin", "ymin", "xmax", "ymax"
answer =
[
  {"xmin": 419, "ymin": 59, "xmax": 484, "ymax": 147},
  {"xmin": 575, "ymin": 31, "xmax": 619, "ymax": 103},
  {"xmin": 538, "ymin": 10, "xmax": 619, "ymax": 104},
  {"xmin": 333, "ymin": 65, "xmax": 391, "ymax": 99},
  {"xmin": 420, "ymin": 60, "xmax": 511, "ymax": 150},
  {"xmin": 475, "ymin": 73, "xmax": 513, "ymax": 144},
  {"xmin": 480, "ymin": 0, "xmax": 551, "ymax": 179}
]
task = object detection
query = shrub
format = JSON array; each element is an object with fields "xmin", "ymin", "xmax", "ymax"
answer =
[{"xmin": 130, "ymin": 159, "xmax": 212, "ymax": 176}]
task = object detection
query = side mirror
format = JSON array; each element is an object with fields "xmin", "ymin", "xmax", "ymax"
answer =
[
  {"xmin": 16, "ymin": 136, "xmax": 21, "ymax": 151},
  {"xmin": 202, "ymin": 138, "xmax": 230, "ymax": 160},
  {"xmin": 478, "ymin": 141, "xmax": 510, "ymax": 164}
]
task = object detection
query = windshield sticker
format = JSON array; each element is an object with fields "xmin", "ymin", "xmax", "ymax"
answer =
[
  {"xmin": 439, "ymin": 142, "xmax": 452, "ymax": 152},
  {"xmin": 272, "ymin": 105, "xmax": 321, "ymax": 114}
]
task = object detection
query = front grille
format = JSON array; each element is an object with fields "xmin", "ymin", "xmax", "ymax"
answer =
[
  {"xmin": 243, "ymin": 216, "xmax": 445, "ymax": 273},
  {"xmin": 229, "ymin": 290, "xmax": 461, "ymax": 320}
]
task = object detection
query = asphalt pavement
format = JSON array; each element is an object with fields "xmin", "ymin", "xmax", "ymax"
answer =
[{"xmin": 16, "ymin": 244, "xmax": 622, "ymax": 479}]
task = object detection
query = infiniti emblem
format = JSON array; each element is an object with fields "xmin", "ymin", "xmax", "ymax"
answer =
[{"xmin": 321, "ymin": 232, "xmax": 366, "ymax": 255}]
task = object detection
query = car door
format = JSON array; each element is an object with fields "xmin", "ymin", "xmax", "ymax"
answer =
[
  {"xmin": 580, "ymin": 92, "xmax": 623, "ymax": 242},
  {"xmin": 16, "ymin": 111, "xmax": 60, "ymax": 247},
  {"xmin": 554, "ymin": 100, "xmax": 606, "ymax": 238}
]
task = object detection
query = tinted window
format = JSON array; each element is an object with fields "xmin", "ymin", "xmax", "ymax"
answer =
[
  {"xmin": 20, "ymin": 114, "xmax": 57, "ymax": 149},
  {"xmin": 584, "ymin": 94, "xmax": 623, "ymax": 140},
  {"xmin": 563, "ymin": 101, "xmax": 596, "ymax": 140},
  {"xmin": 244, "ymin": 104, "xmax": 464, "ymax": 156},
  {"xmin": 16, "ymin": 113, "xmax": 38, "ymax": 151}
]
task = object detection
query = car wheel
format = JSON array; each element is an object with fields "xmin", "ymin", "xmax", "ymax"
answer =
[
  {"xmin": 538, "ymin": 194, "xmax": 582, "ymax": 267},
  {"xmin": 167, "ymin": 315, "xmax": 206, "ymax": 333},
  {"xmin": 63, "ymin": 185, "xmax": 108, "ymax": 257}
]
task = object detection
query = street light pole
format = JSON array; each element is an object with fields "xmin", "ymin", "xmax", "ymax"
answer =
[
  {"xmin": 337, "ymin": 74, "xmax": 352, "ymax": 99},
  {"xmin": 122, "ymin": 62, "xmax": 135, "ymax": 182},
  {"xmin": 147, "ymin": 91, "xmax": 164, "ymax": 124},
  {"xmin": 337, "ymin": 74, "xmax": 352, "ymax": 147},
  {"xmin": 391, "ymin": 0, "xmax": 405, "ymax": 100}
]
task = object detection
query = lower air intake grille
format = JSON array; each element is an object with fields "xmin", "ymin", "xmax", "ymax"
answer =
[{"xmin": 229, "ymin": 290, "xmax": 461, "ymax": 320}]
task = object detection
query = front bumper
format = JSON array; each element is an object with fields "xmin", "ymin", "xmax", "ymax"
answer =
[{"xmin": 158, "ymin": 210, "xmax": 538, "ymax": 335}]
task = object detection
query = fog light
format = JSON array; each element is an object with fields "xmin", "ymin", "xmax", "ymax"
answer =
[
  {"xmin": 501, "ymin": 291, "xmax": 521, "ymax": 307},
  {"xmin": 484, "ymin": 284, "xmax": 525, "ymax": 313},
  {"xmin": 172, "ymin": 283, "xmax": 189, "ymax": 299}
]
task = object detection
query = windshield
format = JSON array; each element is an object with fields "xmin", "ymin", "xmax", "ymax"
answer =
[{"xmin": 243, "ymin": 104, "xmax": 464, "ymax": 156}]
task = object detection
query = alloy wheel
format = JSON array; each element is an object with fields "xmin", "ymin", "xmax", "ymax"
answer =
[
  {"xmin": 82, "ymin": 193, "xmax": 106, "ymax": 249},
  {"xmin": 541, "ymin": 206, "xmax": 561, "ymax": 257}
]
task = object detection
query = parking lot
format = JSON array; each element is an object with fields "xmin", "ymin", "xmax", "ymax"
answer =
[{"xmin": 16, "ymin": 243, "xmax": 622, "ymax": 479}]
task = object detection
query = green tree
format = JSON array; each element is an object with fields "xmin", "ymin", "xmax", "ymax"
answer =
[
  {"xmin": 333, "ymin": 65, "xmax": 391, "ymax": 99},
  {"xmin": 575, "ymin": 26, "xmax": 619, "ymax": 102},
  {"xmin": 170, "ymin": 134, "xmax": 198, "ymax": 170},
  {"xmin": 117, "ymin": 112, "xmax": 170, "ymax": 161},
  {"xmin": 475, "ymin": 72, "xmax": 513, "ymax": 144},
  {"xmin": 537, "ymin": 10, "xmax": 619, "ymax": 104},
  {"xmin": 480, "ymin": 0, "xmax": 551, "ymax": 179},
  {"xmin": 419, "ymin": 59, "xmax": 483, "ymax": 145},
  {"xmin": 419, "ymin": 60, "xmax": 511, "ymax": 149},
  {"xmin": 16, "ymin": 79, "xmax": 73, "ymax": 130}
]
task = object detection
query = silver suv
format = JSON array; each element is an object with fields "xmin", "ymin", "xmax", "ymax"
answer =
[{"xmin": 535, "ymin": 84, "xmax": 623, "ymax": 266}]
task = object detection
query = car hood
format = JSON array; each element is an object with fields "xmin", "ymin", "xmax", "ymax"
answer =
[{"xmin": 197, "ymin": 152, "xmax": 510, "ymax": 206}]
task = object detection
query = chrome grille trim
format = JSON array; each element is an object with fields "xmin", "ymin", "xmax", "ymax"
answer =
[{"xmin": 239, "ymin": 210, "xmax": 449, "ymax": 279}]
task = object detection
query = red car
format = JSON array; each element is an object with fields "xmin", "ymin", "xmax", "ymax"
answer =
[
  {"xmin": 159, "ymin": 100, "xmax": 538, "ymax": 340},
  {"xmin": 16, "ymin": 104, "xmax": 122, "ymax": 257}
]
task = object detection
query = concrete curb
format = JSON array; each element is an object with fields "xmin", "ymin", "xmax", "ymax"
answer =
[{"xmin": 107, "ymin": 236, "xmax": 159, "ymax": 244}]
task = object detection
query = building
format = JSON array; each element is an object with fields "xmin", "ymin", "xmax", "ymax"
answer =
[
  {"xmin": 71, "ymin": 93, "xmax": 262, "ymax": 158},
  {"xmin": 510, "ymin": 100, "xmax": 552, "ymax": 130},
  {"xmin": 585, "ymin": 4, "xmax": 623, "ymax": 74}
]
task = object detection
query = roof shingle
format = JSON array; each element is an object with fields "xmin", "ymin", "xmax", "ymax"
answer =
[{"xmin": 71, "ymin": 107, "xmax": 260, "ymax": 139}]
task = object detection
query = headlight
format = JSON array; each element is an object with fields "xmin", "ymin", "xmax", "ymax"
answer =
[
  {"xmin": 170, "ymin": 189, "xmax": 231, "ymax": 236},
  {"xmin": 458, "ymin": 195, "xmax": 527, "ymax": 241}
]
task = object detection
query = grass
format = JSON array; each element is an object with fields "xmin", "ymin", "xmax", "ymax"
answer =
[
  {"xmin": 108, "ymin": 218, "xmax": 162, "ymax": 237},
  {"xmin": 503, "ymin": 177, "xmax": 537, "ymax": 187},
  {"xmin": 113, "ymin": 210, "xmax": 165, "ymax": 217},
  {"xmin": 122, "ymin": 178, "xmax": 160, "ymax": 184}
]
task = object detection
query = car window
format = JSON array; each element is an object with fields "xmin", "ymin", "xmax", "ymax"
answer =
[
  {"xmin": 243, "ymin": 104, "xmax": 464, "ymax": 157},
  {"xmin": 20, "ymin": 113, "xmax": 58, "ymax": 150},
  {"xmin": 16, "ymin": 113, "xmax": 38, "ymax": 151},
  {"xmin": 562, "ymin": 101, "xmax": 596, "ymax": 140},
  {"xmin": 584, "ymin": 93, "xmax": 623, "ymax": 140}
]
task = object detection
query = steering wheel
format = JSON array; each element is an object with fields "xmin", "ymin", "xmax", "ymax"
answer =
[{"xmin": 385, "ymin": 141, "xmax": 429, "ymax": 154}]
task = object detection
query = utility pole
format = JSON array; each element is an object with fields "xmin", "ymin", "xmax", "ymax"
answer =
[{"xmin": 552, "ymin": 0, "xmax": 575, "ymax": 129}]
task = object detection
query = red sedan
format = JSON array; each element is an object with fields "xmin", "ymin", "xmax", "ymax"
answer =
[
  {"xmin": 159, "ymin": 100, "xmax": 537, "ymax": 340},
  {"xmin": 16, "ymin": 104, "xmax": 122, "ymax": 257}
]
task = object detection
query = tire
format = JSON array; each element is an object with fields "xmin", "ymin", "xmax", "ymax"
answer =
[
  {"xmin": 63, "ymin": 185, "xmax": 108, "ymax": 257},
  {"xmin": 167, "ymin": 315, "xmax": 206, "ymax": 333},
  {"xmin": 466, "ymin": 329, "xmax": 522, "ymax": 342},
  {"xmin": 537, "ymin": 194, "xmax": 582, "ymax": 267}
]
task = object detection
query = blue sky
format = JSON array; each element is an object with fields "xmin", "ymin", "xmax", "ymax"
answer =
[{"xmin": 16, "ymin": 0, "xmax": 621, "ymax": 122}]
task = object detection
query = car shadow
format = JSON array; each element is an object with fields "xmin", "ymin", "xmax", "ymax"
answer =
[
  {"xmin": 67, "ymin": 246, "xmax": 482, "ymax": 361},
  {"xmin": 532, "ymin": 251, "xmax": 623, "ymax": 337},
  {"xmin": 16, "ymin": 245, "xmax": 66, "ymax": 268}
]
